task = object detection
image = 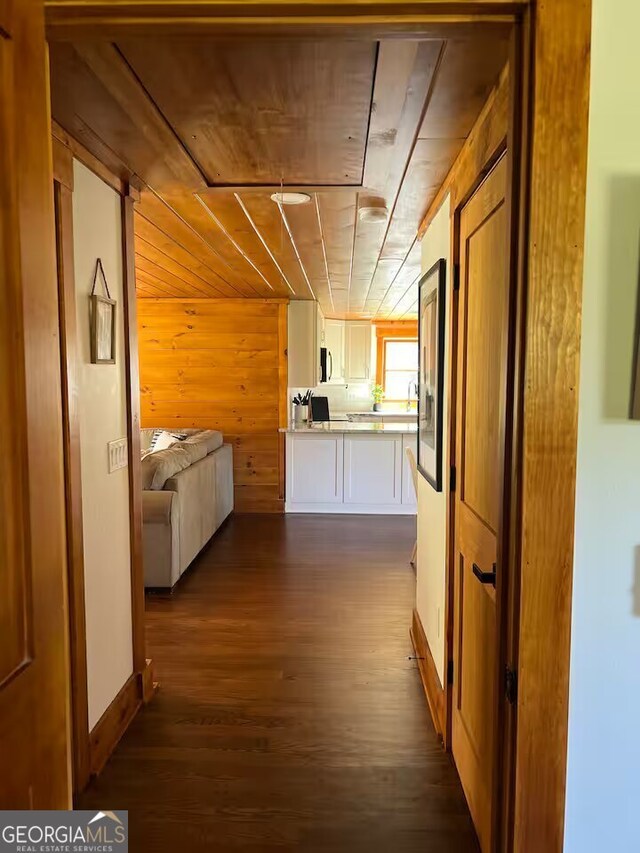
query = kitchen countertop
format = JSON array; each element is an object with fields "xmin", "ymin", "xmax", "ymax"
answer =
[
  {"xmin": 281, "ymin": 421, "xmax": 417, "ymax": 434},
  {"xmin": 345, "ymin": 411, "xmax": 418, "ymax": 420}
]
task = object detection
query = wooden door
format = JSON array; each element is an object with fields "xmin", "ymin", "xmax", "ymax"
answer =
[
  {"xmin": 0, "ymin": 0, "xmax": 71, "ymax": 807},
  {"xmin": 452, "ymin": 155, "xmax": 509, "ymax": 851}
]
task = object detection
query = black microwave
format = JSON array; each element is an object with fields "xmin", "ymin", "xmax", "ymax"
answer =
[
  {"xmin": 319, "ymin": 347, "xmax": 335, "ymax": 383},
  {"xmin": 319, "ymin": 347, "xmax": 328, "ymax": 383}
]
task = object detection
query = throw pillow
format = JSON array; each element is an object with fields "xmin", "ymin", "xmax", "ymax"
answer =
[{"xmin": 148, "ymin": 430, "xmax": 189, "ymax": 453}]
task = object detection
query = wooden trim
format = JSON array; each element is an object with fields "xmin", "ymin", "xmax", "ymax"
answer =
[
  {"xmin": 139, "ymin": 658, "xmax": 157, "ymax": 704},
  {"xmin": 513, "ymin": 2, "xmax": 592, "ymax": 850},
  {"xmin": 52, "ymin": 136, "xmax": 73, "ymax": 190},
  {"xmin": 418, "ymin": 63, "xmax": 509, "ymax": 240},
  {"xmin": 89, "ymin": 673, "xmax": 141, "ymax": 776},
  {"xmin": 52, "ymin": 119, "xmax": 128, "ymax": 196},
  {"xmin": 443, "ymin": 202, "xmax": 460, "ymax": 753},
  {"xmin": 495, "ymin": 12, "xmax": 530, "ymax": 852},
  {"xmin": 410, "ymin": 610, "xmax": 446, "ymax": 740},
  {"xmin": 277, "ymin": 302, "xmax": 288, "ymax": 505},
  {"xmin": 374, "ymin": 321, "xmax": 419, "ymax": 336},
  {"xmin": 122, "ymin": 184, "xmax": 147, "ymax": 675},
  {"xmin": 53, "ymin": 154, "xmax": 91, "ymax": 794},
  {"xmin": 45, "ymin": 3, "xmax": 523, "ymax": 40}
]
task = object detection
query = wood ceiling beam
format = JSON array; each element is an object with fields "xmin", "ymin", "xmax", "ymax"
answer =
[{"xmin": 45, "ymin": 3, "xmax": 522, "ymax": 40}]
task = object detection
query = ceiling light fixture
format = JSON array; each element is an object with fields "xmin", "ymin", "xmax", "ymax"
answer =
[
  {"xmin": 270, "ymin": 191, "xmax": 312, "ymax": 206},
  {"xmin": 358, "ymin": 197, "xmax": 389, "ymax": 224}
]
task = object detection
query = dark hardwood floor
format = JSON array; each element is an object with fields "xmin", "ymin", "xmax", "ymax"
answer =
[{"xmin": 78, "ymin": 514, "xmax": 477, "ymax": 852}]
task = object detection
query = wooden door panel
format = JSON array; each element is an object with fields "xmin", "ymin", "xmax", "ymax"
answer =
[
  {"xmin": 462, "ymin": 200, "xmax": 507, "ymax": 532},
  {"xmin": 458, "ymin": 554, "xmax": 496, "ymax": 767},
  {"xmin": 0, "ymin": 32, "xmax": 33, "ymax": 691},
  {"xmin": 0, "ymin": 0, "xmax": 71, "ymax": 808},
  {"xmin": 452, "ymin": 154, "xmax": 508, "ymax": 853}
]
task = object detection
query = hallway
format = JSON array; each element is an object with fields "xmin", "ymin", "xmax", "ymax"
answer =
[{"xmin": 78, "ymin": 515, "xmax": 477, "ymax": 851}]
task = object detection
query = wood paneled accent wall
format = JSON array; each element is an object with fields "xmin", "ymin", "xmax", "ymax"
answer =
[{"xmin": 138, "ymin": 298, "xmax": 288, "ymax": 513}]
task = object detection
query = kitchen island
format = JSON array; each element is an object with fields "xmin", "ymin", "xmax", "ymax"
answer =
[{"xmin": 281, "ymin": 422, "xmax": 417, "ymax": 514}]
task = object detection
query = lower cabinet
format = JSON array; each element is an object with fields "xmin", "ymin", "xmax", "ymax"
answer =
[
  {"xmin": 286, "ymin": 433, "xmax": 343, "ymax": 504},
  {"xmin": 285, "ymin": 432, "xmax": 416, "ymax": 514},
  {"xmin": 343, "ymin": 435, "xmax": 402, "ymax": 505}
]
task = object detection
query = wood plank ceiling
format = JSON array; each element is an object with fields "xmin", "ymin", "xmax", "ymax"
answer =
[{"xmin": 49, "ymin": 33, "xmax": 509, "ymax": 319}]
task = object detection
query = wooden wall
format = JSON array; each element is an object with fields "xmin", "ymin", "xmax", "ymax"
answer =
[{"xmin": 138, "ymin": 298, "xmax": 288, "ymax": 513}]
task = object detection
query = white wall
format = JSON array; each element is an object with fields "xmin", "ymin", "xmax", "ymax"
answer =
[
  {"xmin": 73, "ymin": 160, "xmax": 133, "ymax": 730},
  {"xmin": 416, "ymin": 195, "xmax": 451, "ymax": 685},
  {"xmin": 564, "ymin": 2, "xmax": 640, "ymax": 849}
]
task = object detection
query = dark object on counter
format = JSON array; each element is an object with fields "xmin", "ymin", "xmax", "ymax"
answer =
[
  {"xmin": 292, "ymin": 390, "xmax": 312, "ymax": 406},
  {"xmin": 310, "ymin": 396, "xmax": 330, "ymax": 422}
]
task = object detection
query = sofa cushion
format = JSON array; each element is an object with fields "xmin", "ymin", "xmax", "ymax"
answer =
[
  {"xmin": 141, "ymin": 444, "xmax": 193, "ymax": 490},
  {"xmin": 183, "ymin": 430, "xmax": 223, "ymax": 455},
  {"xmin": 181, "ymin": 441, "xmax": 208, "ymax": 466}
]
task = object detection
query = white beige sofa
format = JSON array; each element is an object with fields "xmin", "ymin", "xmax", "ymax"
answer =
[{"xmin": 140, "ymin": 428, "xmax": 234, "ymax": 588}]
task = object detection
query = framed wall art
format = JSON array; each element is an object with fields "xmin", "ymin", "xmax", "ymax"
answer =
[
  {"xmin": 417, "ymin": 258, "xmax": 446, "ymax": 491},
  {"xmin": 90, "ymin": 257, "xmax": 116, "ymax": 364}
]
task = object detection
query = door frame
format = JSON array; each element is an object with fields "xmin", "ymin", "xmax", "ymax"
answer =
[
  {"xmin": 52, "ymin": 127, "xmax": 153, "ymax": 793},
  {"xmin": 44, "ymin": 1, "xmax": 592, "ymax": 848}
]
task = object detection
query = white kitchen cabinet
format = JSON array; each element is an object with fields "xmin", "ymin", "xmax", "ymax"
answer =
[
  {"xmin": 286, "ymin": 433, "xmax": 343, "ymax": 504},
  {"xmin": 401, "ymin": 433, "xmax": 418, "ymax": 508},
  {"xmin": 288, "ymin": 301, "xmax": 323, "ymax": 388},
  {"xmin": 345, "ymin": 321, "xmax": 372, "ymax": 382},
  {"xmin": 324, "ymin": 319, "xmax": 345, "ymax": 383},
  {"xmin": 285, "ymin": 428, "xmax": 416, "ymax": 514},
  {"xmin": 343, "ymin": 434, "xmax": 402, "ymax": 505}
]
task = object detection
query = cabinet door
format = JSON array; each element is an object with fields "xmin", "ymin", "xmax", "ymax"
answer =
[
  {"xmin": 317, "ymin": 303, "xmax": 325, "ymax": 347},
  {"xmin": 402, "ymin": 433, "xmax": 418, "ymax": 507},
  {"xmin": 343, "ymin": 435, "xmax": 402, "ymax": 505},
  {"xmin": 345, "ymin": 322, "xmax": 371, "ymax": 382},
  {"xmin": 324, "ymin": 319, "xmax": 345, "ymax": 383},
  {"xmin": 287, "ymin": 434, "xmax": 344, "ymax": 503},
  {"xmin": 288, "ymin": 301, "xmax": 318, "ymax": 387}
]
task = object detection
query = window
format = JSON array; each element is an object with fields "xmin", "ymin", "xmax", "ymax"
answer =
[{"xmin": 382, "ymin": 339, "xmax": 418, "ymax": 400}]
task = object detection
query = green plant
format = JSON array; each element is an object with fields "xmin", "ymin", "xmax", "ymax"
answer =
[{"xmin": 372, "ymin": 384, "xmax": 385, "ymax": 404}]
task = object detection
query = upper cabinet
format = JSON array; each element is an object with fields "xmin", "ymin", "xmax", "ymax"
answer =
[
  {"xmin": 289, "ymin": 309, "xmax": 373, "ymax": 387},
  {"xmin": 345, "ymin": 322, "xmax": 372, "ymax": 383},
  {"xmin": 288, "ymin": 301, "xmax": 324, "ymax": 388},
  {"xmin": 324, "ymin": 319, "xmax": 346, "ymax": 384}
]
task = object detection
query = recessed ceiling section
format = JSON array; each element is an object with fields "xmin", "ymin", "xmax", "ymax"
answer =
[
  {"xmin": 48, "ymin": 28, "xmax": 511, "ymax": 319},
  {"xmin": 117, "ymin": 39, "xmax": 377, "ymax": 187}
]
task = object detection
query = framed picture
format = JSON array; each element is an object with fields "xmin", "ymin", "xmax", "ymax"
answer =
[
  {"xmin": 90, "ymin": 258, "xmax": 116, "ymax": 364},
  {"xmin": 417, "ymin": 258, "xmax": 446, "ymax": 490}
]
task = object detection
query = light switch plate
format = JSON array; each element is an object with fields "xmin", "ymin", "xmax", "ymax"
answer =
[{"xmin": 108, "ymin": 438, "xmax": 128, "ymax": 473}]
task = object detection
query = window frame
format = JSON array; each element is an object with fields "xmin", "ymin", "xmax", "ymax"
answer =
[{"xmin": 374, "ymin": 322, "xmax": 419, "ymax": 403}]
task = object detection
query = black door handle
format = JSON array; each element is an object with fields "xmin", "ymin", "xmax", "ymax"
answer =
[{"xmin": 472, "ymin": 562, "xmax": 496, "ymax": 586}]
